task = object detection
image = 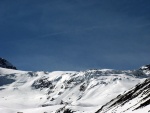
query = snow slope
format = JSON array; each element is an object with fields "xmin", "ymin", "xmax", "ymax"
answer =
[
  {"xmin": 96, "ymin": 78, "xmax": 150, "ymax": 113},
  {"xmin": 0, "ymin": 65, "xmax": 149, "ymax": 113}
]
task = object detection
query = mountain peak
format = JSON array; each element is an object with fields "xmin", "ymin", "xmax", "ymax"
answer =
[
  {"xmin": 0, "ymin": 57, "xmax": 17, "ymax": 70},
  {"xmin": 140, "ymin": 64, "xmax": 150, "ymax": 70},
  {"xmin": 139, "ymin": 64, "xmax": 150, "ymax": 75}
]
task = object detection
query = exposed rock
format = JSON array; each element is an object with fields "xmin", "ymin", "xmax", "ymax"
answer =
[
  {"xmin": 140, "ymin": 64, "xmax": 150, "ymax": 70},
  {"xmin": 0, "ymin": 57, "xmax": 17, "ymax": 69}
]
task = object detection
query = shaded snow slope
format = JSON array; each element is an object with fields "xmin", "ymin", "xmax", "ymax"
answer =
[{"xmin": 0, "ymin": 66, "xmax": 149, "ymax": 113}]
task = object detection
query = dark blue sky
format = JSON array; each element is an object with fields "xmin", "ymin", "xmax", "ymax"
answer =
[{"xmin": 1, "ymin": 0, "xmax": 150, "ymax": 71}]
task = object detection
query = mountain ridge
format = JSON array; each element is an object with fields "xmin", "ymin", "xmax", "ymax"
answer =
[{"xmin": 0, "ymin": 58, "xmax": 149, "ymax": 113}]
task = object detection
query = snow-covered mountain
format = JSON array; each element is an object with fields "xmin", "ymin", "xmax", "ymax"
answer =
[
  {"xmin": 140, "ymin": 64, "xmax": 150, "ymax": 75},
  {"xmin": 0, "ymin": 61, "xmax": 149, "ymax": 113},
  {"xmin": 0, "ymin": 58, "xmax": 17, "ymax": 70}
]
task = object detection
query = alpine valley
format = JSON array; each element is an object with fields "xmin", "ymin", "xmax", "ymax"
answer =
[{"xmin": 0, "ymin": 58, "xmax": 149, "ymax": 113}]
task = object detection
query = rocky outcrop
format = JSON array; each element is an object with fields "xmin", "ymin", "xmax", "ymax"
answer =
[
  {"xmin": 140, "ymin": 64, "xmax": 150, "ymax": 70},
  {"xmin": 140, "ymin": 64, "xmax": 150, "ymax": 75},
  {"xmin": 0, "ymin": 58, "xmax": 17, "ymax": 69}
]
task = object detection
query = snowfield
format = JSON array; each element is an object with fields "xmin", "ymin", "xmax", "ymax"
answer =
[{"xmin": 0, "ymin": 66, "xmax": 149, "ymax": 113}]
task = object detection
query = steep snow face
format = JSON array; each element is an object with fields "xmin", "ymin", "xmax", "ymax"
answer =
[
  {"xmin": 0, "ymin": 67, "xmax": 149, "ymax": 113},
  {"xmin": 96, "ymin": 78, "xmax": 150, "ymax": 113},
  {"xmin": 0, "ymin": 58, "xmax": 17, "ymax": 69}
]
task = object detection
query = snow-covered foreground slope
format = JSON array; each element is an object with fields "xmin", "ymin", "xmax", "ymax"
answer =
[
  {"xmin": 96, "ymin": 78, "xmax": 150, "ymax": 113},
  {"xmin": 0, "ymin": 66, "xmax": 149, "ymax": 113}
]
